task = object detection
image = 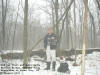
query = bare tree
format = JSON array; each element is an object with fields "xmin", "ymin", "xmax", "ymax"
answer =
[
  {"xmin": 1, "ymin": 0, "xmax": 8, "ymax": 50},
  {"xmin": 73, "ymin": 0, "xmax": 78, "ymax": 66},
  {"xmin": 81, "ymin": 0, "xmax": 88, "ymax": 75},
  {"xmin": 23, "ymin": 0, "xmax": 28, "ymax": 67}
]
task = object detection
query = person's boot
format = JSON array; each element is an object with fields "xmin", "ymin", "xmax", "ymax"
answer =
[
  {"xmin": 52, "ymin": 61, "xmax": 56, "ymax": 71},
  {"xmin": 44, "ymin": 62, "xmax": 51, "ymax": 70}
]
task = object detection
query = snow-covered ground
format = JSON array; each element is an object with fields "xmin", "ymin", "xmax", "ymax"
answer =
[
  {"xmin": 0, "ymin": 51, "xmax": 100, "ymax": 75},
  {"xmin": 0, "ymin": 50, "xmax": 23, "ymax": 54},
  {"xmin": 0, "ymin": 49, "xmax": 40, "ymax": 54}
]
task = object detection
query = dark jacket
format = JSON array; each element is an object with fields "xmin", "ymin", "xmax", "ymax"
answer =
[{"xmin": 44, "ymin": 33, "xmax": 58, "ymax": 50}]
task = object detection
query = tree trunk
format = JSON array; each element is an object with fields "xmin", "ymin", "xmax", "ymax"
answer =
[
  {"xmin": 23, "ymin": 0, "xmax": 28, "ymax": 67},
  {"xmin": 1, "ymin": 0, "xmax": 5, "ymax": 50},
  {"xmin": 81, "ymin": 0, "xmax": 88, "ymax": 75},
  {"xmin": 73, "ymin": 0, "xmax": 77, "ymax": 64}
]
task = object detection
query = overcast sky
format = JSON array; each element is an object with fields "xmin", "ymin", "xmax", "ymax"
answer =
[
  {"xmin": 9, "ymin": 0, "xmax": 50, "ymax": 25},
  {"xmin": 8, "ymin": 0, "xmax": 99, "ymax": 28}
]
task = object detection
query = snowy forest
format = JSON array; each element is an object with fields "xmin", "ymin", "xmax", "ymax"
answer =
[{"xmin": 0, "ymin": 0, "xmax": 100, "ymax": 75}]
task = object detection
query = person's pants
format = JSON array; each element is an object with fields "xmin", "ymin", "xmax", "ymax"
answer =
[{"xmin": 46, "ymin": 46, "xmax": 56, "ymax": 62}]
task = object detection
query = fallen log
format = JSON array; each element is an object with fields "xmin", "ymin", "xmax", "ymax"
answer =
[{"xmin": 1, "ymin": 49, "xmax": 100, "ymax": 59}]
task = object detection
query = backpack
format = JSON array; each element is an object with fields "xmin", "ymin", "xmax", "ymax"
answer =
[{"xmin": 57, "ymin": 62, "xmax": 70, "ymax": 73}]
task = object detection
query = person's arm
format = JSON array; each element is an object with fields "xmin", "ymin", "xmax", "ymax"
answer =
[{"xmin": 51, "ymin": 33, "xmax": 58, "ymax": 46}]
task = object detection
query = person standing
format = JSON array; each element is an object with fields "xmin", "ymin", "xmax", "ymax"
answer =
[{"xmin": 44, "ymin": 27, "xmax": 58, "ymax": 71}]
